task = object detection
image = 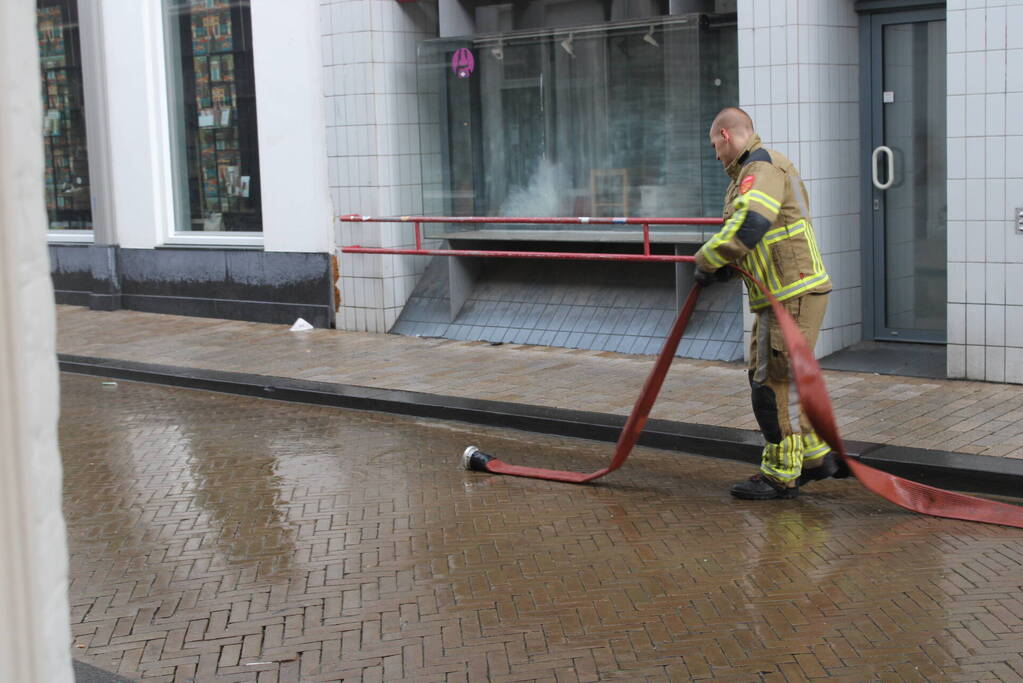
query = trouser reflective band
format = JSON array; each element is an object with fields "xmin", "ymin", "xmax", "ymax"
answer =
[
  {"xmin": 760, "ymin": 434, "xmax": 804, "ymax": 483},
  {"xmin": 802, "ymin": 430, "xmax": 831, "ymax": 463}
]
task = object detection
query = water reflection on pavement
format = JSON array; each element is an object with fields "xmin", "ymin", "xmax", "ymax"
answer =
[{"xmin": 61, "ymin": 373, "xmax": 1023, "ymax": 682}]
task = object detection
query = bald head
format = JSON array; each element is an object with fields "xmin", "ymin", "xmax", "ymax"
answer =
[
  {"xmin": 709, "ymin": 107, "xmax": 755, "ymax": 171},
  {"xmin": 711, "ymin": 107, "xmax": 753, "ymax": 136}
]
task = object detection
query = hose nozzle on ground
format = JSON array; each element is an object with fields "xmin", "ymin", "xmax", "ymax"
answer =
[{"xmin": 461, "ymin": 446, "xmax": 495, "ymax": 472}]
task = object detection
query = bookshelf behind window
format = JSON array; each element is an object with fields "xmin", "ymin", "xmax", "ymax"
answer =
[
  {"xmin": 178, "ymin": 0, "xmax": 262, "ymax": 232},
  {"xmin": 37, "ymin": 0, "xmax": 92, "ymax": 230}
]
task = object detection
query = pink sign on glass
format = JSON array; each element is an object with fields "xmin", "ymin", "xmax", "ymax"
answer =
[{"xmin": 451, "ymin": 48, "xmax": 475, "ymax": 79}]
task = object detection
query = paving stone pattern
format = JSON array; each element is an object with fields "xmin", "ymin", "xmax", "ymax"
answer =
[
  {"xmin": 63, "ymin": 374, "xmax": 1023, "ymax": 682},
  {"xmin": 57, "ymin": 306, "xmax": 1023, "ymax": 460}
]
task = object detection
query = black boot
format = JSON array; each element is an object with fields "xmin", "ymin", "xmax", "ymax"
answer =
[
  {"xmin": 730, "ymin": 473, "xmax": 799, "ymax": 500},
  {"xmin": 797, "ymin": 453, "xmax": 851, "ymax": 486}
]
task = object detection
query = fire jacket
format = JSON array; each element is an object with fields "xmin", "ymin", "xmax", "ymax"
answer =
[{"xmin": 695, "ymin": 134, "xmax": 831, "ymax": 311}]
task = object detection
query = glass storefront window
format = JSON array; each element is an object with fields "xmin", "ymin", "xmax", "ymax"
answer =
[
  {"xmin": 417, "ymin": 15, "xmax": 737, "ymax": 240},
  {"xmin": 164, "ymin": 0, "xmax": 262, "ymax": 232},
  {"xmin": 37, "ymin": 0, "xmax": 93, "ymax": 231}
]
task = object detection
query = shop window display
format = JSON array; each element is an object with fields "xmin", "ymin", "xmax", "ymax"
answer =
[
  {"xmin": 417, "ymin": 15, "xmax": 737, "ymax": 239},
  {"xmin": 37, "ymin": 0, "xmax": 93, "ymax": 231},
  {"xmin": 164, "ymin": 0, "xmax": 261, "ymax": 232}
]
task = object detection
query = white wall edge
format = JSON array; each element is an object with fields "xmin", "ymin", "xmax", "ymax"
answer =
[
  {"xmin": 162, "ymin": 234, "xmax": 264, "ymax": 248},
  {"xmin": 47, "ymin": 232, "xmax": 95, "ymax": 244}
]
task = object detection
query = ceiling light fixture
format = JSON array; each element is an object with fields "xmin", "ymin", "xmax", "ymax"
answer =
[
  {"xmin": 643, "ymin": 25, "xmax": 659, "ymax": 48},
  {"xmin": 560, "ymin": 33, "xmax": 574, "ymax": 57}
]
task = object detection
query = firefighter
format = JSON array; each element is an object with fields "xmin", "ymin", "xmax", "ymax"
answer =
[{"xmin": 696, "ymin": 107, "xmax": 847, "ymax": 500}]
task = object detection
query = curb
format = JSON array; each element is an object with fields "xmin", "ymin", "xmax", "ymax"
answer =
[{"xmin": 59, "ymin": 354, "xmax": 1023, "ymax": 500}]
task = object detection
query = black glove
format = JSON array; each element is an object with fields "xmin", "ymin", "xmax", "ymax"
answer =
[{"xmin": 694, "ymin": 267, "xmax": 730, "ymax": 287}]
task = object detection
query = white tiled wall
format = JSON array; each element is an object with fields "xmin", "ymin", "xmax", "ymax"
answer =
[
  {"xmin": 736, "ymin": 0, "xmax": 861, "ymax": 359},
  {"xmin": 947, "ymin": 0, "xmax": 1023, "ymax": 384},
  {"xmin": 321, "ymin": 0, "xmax": 435, "ymax": 332}
]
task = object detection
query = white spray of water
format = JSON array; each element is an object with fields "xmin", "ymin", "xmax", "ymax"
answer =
[{"xmin": 498, "ymin": 158, "xmax": 568, "ymax": 217}]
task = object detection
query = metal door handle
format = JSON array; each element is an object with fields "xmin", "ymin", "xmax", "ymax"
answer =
[{"xmin": 872, "ymin": 145, "xmax": 894, "ymax": 190}]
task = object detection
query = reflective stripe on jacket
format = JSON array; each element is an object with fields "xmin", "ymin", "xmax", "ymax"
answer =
[{"xmin": 696, "ymin": 135, "xmax": 831, "ymax": 311}]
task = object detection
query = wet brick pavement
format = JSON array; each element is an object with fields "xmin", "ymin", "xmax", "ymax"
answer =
[
  {"xmin": 62, "ymin": 373, "xmax": 1023, "ymax": 682},
  {"xmin": 56, "ymin": 306, "xmax": 1023, "ymax": 460}
]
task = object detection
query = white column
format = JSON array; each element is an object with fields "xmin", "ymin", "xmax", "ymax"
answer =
[
  {"xmin": 323, "ymin": 0, "xmax": 437, "ymax": 332},
  {"xmin": 251, "ymin": 0, "xmax": 333, "ymax": 254},
  {"xmin": 0, "ymin": 0, "xmax": 74, "ymax": 681},
  {"xmin": 947, "ymin": 3, "xmax": 1023, "ymax": 384},
  {"xmin": 736, "ymin": 0, "xmax": 861, "ymax": 359},
  {"xmin": 77, "ymin": 0, "xmax": 115, "ymax": 243},
  {"xmin": 97, "ymin": 0, "xmax": 176, "ymax": 249}
]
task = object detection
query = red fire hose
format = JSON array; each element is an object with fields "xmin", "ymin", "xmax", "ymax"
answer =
[{"xmin": 463, "ymin": 264, "xmax": 1023, "ymax": 529}]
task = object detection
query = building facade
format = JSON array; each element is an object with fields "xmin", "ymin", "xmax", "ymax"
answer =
[
  {"xmin": 45, "ymin": 0, "xmax": 1023, "ymax": 383},
  {"xmin": 47, "ymin": 0, "xmax": 335, "ymax": 327}
]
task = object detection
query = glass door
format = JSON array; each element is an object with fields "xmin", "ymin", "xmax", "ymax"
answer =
[{"xmin": 867, "ymin": 9, "xmax": 946, "ymax": 342}]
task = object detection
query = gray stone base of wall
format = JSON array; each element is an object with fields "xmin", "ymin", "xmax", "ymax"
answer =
[{"xmin": 50, "ymin": 245, "xmax": 334, "ymax": 328}]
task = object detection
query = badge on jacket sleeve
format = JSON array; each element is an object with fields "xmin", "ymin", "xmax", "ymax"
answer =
[{"xmin": 740, "ymin": 175, "xmax": 755, "ymax": 194}]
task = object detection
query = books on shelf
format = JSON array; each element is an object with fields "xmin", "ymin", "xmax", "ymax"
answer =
[{"xmin": 38, "ymin": 6, "xmax": 67, "ymax": 69}]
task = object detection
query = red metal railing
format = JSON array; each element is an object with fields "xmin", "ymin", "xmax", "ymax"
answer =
[{"xmin": 338, "ymin": 214, "xmax": 723, "ymax": 261}]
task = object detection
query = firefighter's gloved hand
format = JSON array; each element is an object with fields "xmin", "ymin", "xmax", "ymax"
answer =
[{"xmin": 694, "ymin": 267, "xmax": 729, "ymax": 287}]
